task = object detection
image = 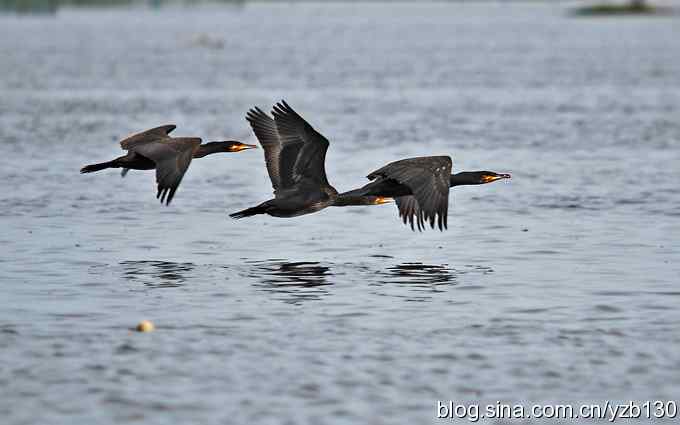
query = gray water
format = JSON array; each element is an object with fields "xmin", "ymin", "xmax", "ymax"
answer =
[{"xmin": 1, "ymin": 2, "xmax": 680, "ymax": 424}]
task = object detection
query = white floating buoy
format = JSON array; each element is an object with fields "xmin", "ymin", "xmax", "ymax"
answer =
[{"xmin": 136, "ymin": 320, "xmax": 155, "ymax": 332}]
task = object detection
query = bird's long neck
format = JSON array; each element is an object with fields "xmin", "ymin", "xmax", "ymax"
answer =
[
  {"xmin": 193, "ymin": 142, "xmax": 226, "ymax": 158},
  {"xmin": 450, "ymin": 172, "xmax": 480, "ymax": 187},
  {"xmin": 333, "ymin": 194, "xmax": 371, "ymax": 206}
]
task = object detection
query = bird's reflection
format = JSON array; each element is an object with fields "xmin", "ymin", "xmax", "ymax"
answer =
[
  {"xmin": 246, "ymin": 260, "xmax": 332, "ymax": 304},
  {"xmin": 119, "ymin": 260, "xmax": 194, "ymax": 288},
  {"xmin": 380, "ymin": 262, "xmax": 456, "ymax": 286},
  {"xmin": 371, "ymin": 263, "xmax": 494, "ymax": 302}
]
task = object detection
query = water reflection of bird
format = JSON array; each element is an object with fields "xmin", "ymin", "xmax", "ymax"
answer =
[
  {"xmin": 120, "ymin": 260, "xmax": 195, "ymax": 289},
  {"xmin": 230, "ymin": 101, "xmax": 390, "ymax": 219},
  {"xmin": 250, "ymin": 261, "xmax": 333, "ymax": 304},
  {"xmin": 383, "ymin": 263, "xmax": 455, "ymax": 286},
  {"xmin": 80, "ymin": 125, "xmax": 256, "ymax": 205},
  {"xmin": 254, "ymin": 261, "xmax": 332, "ymax": 287},
  {"xmin": 339, "ymin": 157, "xmax": 510, "ymax": 231}
]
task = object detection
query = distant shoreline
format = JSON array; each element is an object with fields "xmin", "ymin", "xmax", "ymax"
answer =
[
  {"xmin": 571, "ymin": 2, "xmax": 674, "ymax": 17},
  {"xmin": 1, "ymin": 0, "xmax": 678, "ymax": 16}
]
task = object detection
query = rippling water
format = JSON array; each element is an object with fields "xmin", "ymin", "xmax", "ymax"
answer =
[{"xmin": 1, "ymin": 2, "xmax": 680, "ymax": 424}]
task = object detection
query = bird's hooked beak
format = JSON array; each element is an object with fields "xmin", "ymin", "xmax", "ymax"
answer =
[
  {"xmin": 373, "ymin": 196, "xmax": 393, "ymax": 205},
  {"xmin": 482, "ymin": 173, "xmax": 511, "ymax": 183},
  {"xmin": 230, "ymin": 142, "xmax": 257, "ymax": 152}
]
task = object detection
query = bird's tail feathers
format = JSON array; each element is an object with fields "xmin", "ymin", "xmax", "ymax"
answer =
[
  {"xmin": 80, "ymin": 161, "xmax": 115, "ymax": 174},
  {"xmin": 229, "ymin": 204, "xmax": 268, "ymax": 219}
]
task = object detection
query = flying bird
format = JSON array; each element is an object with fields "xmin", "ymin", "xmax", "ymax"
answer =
[
  {"xmin": 80, "ymin": 124, "xmax": 255, "ymax": 205},
  {"xmin": 338, "ymin": 156, "xmax": 510, "ymax": 231},
  {"xmin": 230, "ymin": 101, "xmax": 389, "ymax": 219}
]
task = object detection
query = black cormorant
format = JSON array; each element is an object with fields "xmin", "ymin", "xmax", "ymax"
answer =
[
  {"xmin": 230, "ymin": 101, "xmax": 389, "ymax": 219},
  {"xmin": 80, "ymin": 124, "xmax": 255, "ymax": 205},
  {"xmin": 338, "ymin": 156, "xmax": 510, "ymax": 231}
]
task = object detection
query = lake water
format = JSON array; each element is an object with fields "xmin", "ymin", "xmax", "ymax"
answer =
[{"xmin": 1, "ymin": 2, "xmax": 679, "ymax": 424}]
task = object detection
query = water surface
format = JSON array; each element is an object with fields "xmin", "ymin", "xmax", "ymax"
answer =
[{"xmin": 1, "ymin": 2, "xmax": 680, "ymax": 424}]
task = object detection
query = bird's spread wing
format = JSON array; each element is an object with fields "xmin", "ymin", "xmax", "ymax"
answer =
[
  {"xmin": 278, "ymin": 138, "xmax": 305, "ymax": 188},
  {"xmin": 246, "ymin": 108, "xmax": 284, "ymax": 192},
  {"xmin": 272, "ymin": 100, "xmax": 330, "ymax": 186},
  {"xmin": 128, "ymin": 137, "xmax": 201, "ymax": 205},
  {"xmin": 368, "ymin": 156, "xmax": 452, "ymax": 231},
  {"xmin": 119, "ymin": 124, "xmax": 176, "ymax": 150},
  {"xmin": 246, "ymin": 106, "xmax": 305, "ymax": 192},
  {"xmin": 395, "ymin": 195, "xmax": 426, "ymax": 231}
]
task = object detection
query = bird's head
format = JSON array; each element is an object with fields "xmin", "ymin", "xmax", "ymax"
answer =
[
  {"xmin": 194, "ymin": 141, "xmax": 257, "ymax": 158},
  {"xmin": 371, "ymin": 196, "xmax": 393, "ymax": 205},
  {"xmin": 449, "ymin": 170, "xmax": 512, "ymax": 187},
  {"xmin": 477, "ymin": 171, "xmax": 511, "ymax": 184},
  {"xmin": 219, "ymin": 141, "xmax": 257, "ymax": 152},
  {"xmin": 451, "ymin": 171, "xmax": 511, "ymax": 186}
]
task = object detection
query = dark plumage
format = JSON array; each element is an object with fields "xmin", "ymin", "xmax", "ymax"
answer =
[
  {"xmin": 338, "ymin": 156, "xmax": 510, "ymax": 231},
  {"xmin": 331, "ymin": 195, "xmax": 392, "ymax": 207},
  {"xmin": 80, "ymin": 124, "xmax": 255, "ymax": 205},
  {"xmin": 230, "ymin": 101, "xmax": 338, "ymax": 219}
]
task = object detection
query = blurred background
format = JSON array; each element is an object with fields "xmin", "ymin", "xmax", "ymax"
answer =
[
  {"xmin": 1, "ymin": 1, "xmax": 679, "ymax": 424},
  {"xmin": 1, "ymin": 0, "xmax": 679, "ymax": 14}
]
